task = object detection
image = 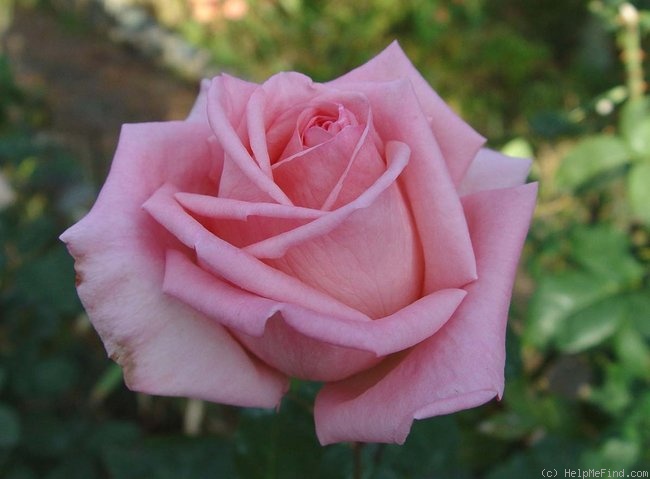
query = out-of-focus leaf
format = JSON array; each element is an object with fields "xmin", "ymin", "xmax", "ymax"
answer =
[
  {"xmin": 90, "ymin": 363, "xmax": 124, "ymax": 404},
  {"xmin": 0, "ymin": 403, "xmax": 21, "ymax": 448},
  {"xmin": 556, "ymin": 135, "xmax": 630, "ymax": 189},
  {"xmin": 45, "ymin": 456, "xmax": 98, "ymax": 479},
  {"xmin": 21, "ymin": 415, "xmax": 81, "ymax": 458},
  {"xmin": 614, "ymin": 325, "xmax": 650, "ymax": 379},
  {"xmin": 103, "ymin": 437, "xmax": 237, "ymax": 479},
  {"xmin": 235, "ymin": 401, "xmax": 324, "ymax": 479},
  {"xmin": 479, "ymin": 411, "xmax": 536, "ymax": 440},
  {"xmin": 581, "ymin": 436, "xmax": 641, "ymax": 470},
  {"xmin": 486, "ymin": 436, "xmax": 585, "ymax": 479},
  {"xmin": 624, "ymin": 117, "xmax": 650, "ymax": 160},
  {"xmin": 588, "ymin": 363, "xmax": 633, "ymax": 415},
  {"xmin": 526, "ymin": 225, "xmax": 643, "ymax": 353},
  {"xmin": 501, "ymin": 137, "xmax": 534, "ymax": 159},
  {"xmin": 32, "ymin": 357, "xmax": 79, "ymax": 398},
  {"xmin": 87, "ymin": 420, "xmax": 141, "ymax": 453},
  {"xmin": 620, "ymin": 97, "xmax": 650, "ymax": 159},
  {"xmin": 628, "ymin": 161, "xmax": 650, "ymax": 225},
  {"xmin": 13, "ymin": 245, "xmax": 79, "ymax": 316},
  {"xmin": 504, "ymin": 378, "xmax": 578, "ymax": 433},
  {"xmin": 376, "ymin": 416, "xmax": 469, "ymax": 478},
  {"xmin": 525, "ymin": 271, "xmax": 616, "ymax": 350},
  {"xmin": 2, "ymin": 465, "xmax": 38, "ymax": 479},
  {"xmin": 625, "ymin": 292, "xmax": 650, "ymax": 338},
  {"xmin": 555, "ymin": 295, "xmax": 626, "ymax": 353},
  {"xmin": 570, "ymin": 225, "xmax": 645, "ymax": 284}
]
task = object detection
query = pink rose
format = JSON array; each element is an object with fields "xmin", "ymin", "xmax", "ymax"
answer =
[{"xmin": 61, "ymin": 43, "xmax": 536, "ymax": 445}]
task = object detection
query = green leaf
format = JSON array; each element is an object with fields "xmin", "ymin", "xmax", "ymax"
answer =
[
  {"xmin": 478, "ymin": 411, "xmax": 536, "ymax": 440},
  {"xmin": 376, "ymin": 416, "xmax": 468, "ymax": 478},
  {"xmin": 525, "ymin": 271, "xmax": 617, "ymax": 350},
  {"xmin": 13, "ymin": 245, "xmax": 80, "ymax": 316},
  {"xmin": 614, "ymin": 325, "xmax": 650, "ymax": 380},
  {"xmin": 588, "ymin": 363, "xmax": 633, "ymax": 415},
  {"xmin": 555, "ymin": 295, "xmax": 626, "ymax": 353},
  {"xmin": 570, "ymin": 225, "xmax": 645, "ymax": 285},
  {"xmin": 556, "ymin": 135, "xmax": 630, "ymax": 190},
  {"xmin": 501, "ymin": 137, "xmax": 534, "ymax": 159},
  {"xmin": 628, "ymin": 161, "xmax": 650, "ymax": 225},
  {"xmin": 486, "ymin": 436, "xmax": 585, "ymax": 479},
  {"xmin": 620, "ymin": 97, "xmax": 650, "ymax": 159},
  {"xmin": 32, "ymin": 357, "xmax": 80, "ymax": 398},
  {"xmin": 235, "ymin": 402, "xmax": 325, "ymax": 479},
  {"xmin": 624, "ymin": 292, "xmax": 650, "ymax": 338},
  {"xmin": 0, "ymin": 404, "xmax": 21, "ymax": 448},
  {"xmin": 581, "ymin": 436, "xmax": 641, "ymax": 470},
  {"xmin": 526, "ymin": 225, "xmax": 644, "ymax": 353},
  {"xmin": 102, "ymin": 437, "xmax": 237, "ymax": 479}
]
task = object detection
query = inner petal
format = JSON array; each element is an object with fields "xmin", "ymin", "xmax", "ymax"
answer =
[
  {"xmin": 300, "ymin": 103, "xmax": 359, "ymax": 148},
  {"xmin": 272, "ymin": 125, "xmax": 364, "ymax": 209},
  {"xmin": 267, "ymin": 181, "xmax": 423, "ymax": 319}
]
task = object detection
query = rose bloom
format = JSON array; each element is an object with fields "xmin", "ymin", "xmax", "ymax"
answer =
[{"xmin": 61, "ymin": 43, "xmax": 536, "ymax": 445}]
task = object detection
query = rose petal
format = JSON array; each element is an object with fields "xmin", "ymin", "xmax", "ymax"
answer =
[
  {"xmin": 165, "ymin": 249, "xmax": 378, "ymax": 381},
  {"xmin": 185, "ymin": 78, "xmax": 211, "ymax": 124},
  {"xmin": 313, "ymin": 182, "xmax": 538, "ymax": 445},
  {"xmin": 245, "ymin": 141, "xmax": 421, "ymax": 317},
  {"xmin": 331, "ymin": 41, "xmax": 485, "ymax": 185},
  {"xmin": 164, "ymin": 249, "xmax": 466, "ymax": 380},
  {"xmin": 458, "ymin": 148, "xmax": 532, "ymax": 196},
  {"xmin": 267, "ymin": 179, "xmax": 422, "ymax": 318},
  {"xmin": 60, "ymin": 121, "xmax": 288, "ymax": 407},
  {"xmin": 207, "ymin": 77, "xmax": 292, "ymax": 205},
  {"xmin": 272, "ymin": 125, "xmax": 367, "ymax": 209},
  {"xmin": 340, "ymin": 78, "xmax": 477, "ymax": 292},
  {"xmin": 143, "ymin": 183, "xmax": 369, "ymax": 323},
  {"xmin": 256, "ymin": 72, "xmax": 325, "ymax": 163},
  {"xmin": 172, "ymin": 192, "xmax": 321, "ymax": 248},
  {"xmin": 243, "ymin": 141, "xmax": 409, "ymax": 259}
]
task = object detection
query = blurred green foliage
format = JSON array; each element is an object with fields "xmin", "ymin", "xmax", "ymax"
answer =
[{"xmin": 2, "ymin": 0, "xmax": 650, "ymax": 478}]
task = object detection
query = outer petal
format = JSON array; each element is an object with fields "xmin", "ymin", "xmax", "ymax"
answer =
[
  {"xmin": 314, "ymin": 182, "xmax": 538, "ymax": 445},
  {"xmin": 60, "ymin": 121, "xmax": 288, "ymax": 407},
  {"xmin": 331, "ymin": 41, "xmax": 485, "ymax": 185},
  {"xmin": 163, "ymin": 249, "xmax": 466, "ymax": 381},
  {"xmin": 186, "ymin": 78, "xmax": 211, "ymax": 124},
  {"xmin": 458, "ymin": 148, "xmax": 532, "ymax": 196}
]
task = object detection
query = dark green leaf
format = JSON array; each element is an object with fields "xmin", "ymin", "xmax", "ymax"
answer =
[
  {"xmin": 235, "ymin": 401, "xmax": 324, "ymax": 479},
  {"xmin": 103, "ymin": 437, "xmax": 237, "ymax": 479},
  {"xmin": 375, "ymin": 416, "xmax": 469, "ymax": 478},
  {"xmin": 0, "ymin": 403, "xmax": 21, "ymax": 448},
  {"xmin": 13, "ymin": 245, "xmax": 80, "ymax": 316},
  {"xmin": 32, "ymin": 357, "xmax": 80, "ymax": 397},
  {"xmin": 46, "ymin": 456, "xmax": 98, "ymax": 479}
]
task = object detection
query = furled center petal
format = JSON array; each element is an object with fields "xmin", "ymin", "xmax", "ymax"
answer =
[{"xmin": 299, "ymin": 102, "xmax": 359, "ymax": 147}]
